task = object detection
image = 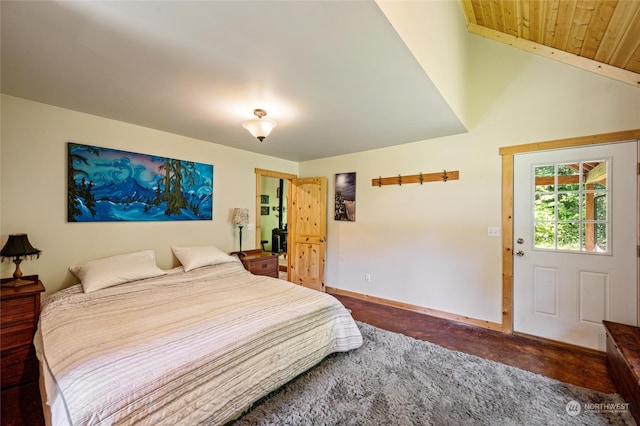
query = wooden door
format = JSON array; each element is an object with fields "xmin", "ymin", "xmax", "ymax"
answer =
[
  {"xmin": 288, "ymin": 177, "xmax": 327, "ymax": 291},
  {"xmin": 513, "ymin": 142, "xmax": 637, "ymax": 350}
]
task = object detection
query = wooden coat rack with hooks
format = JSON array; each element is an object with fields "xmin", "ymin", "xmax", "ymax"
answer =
[{"xmin": 371, "ymin": 170, "xmax": 459, "ymax": 187}]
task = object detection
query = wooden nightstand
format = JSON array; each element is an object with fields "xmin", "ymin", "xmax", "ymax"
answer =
[
  {"xmin": 1, "ymin": 276, "xmax": 45, "ymax": 389},
  {"xmin": 233, "ymin": 249, "xmax": 279, "ymax": 278}
]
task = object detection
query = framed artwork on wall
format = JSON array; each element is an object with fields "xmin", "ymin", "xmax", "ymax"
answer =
[
  {"xmin": 261, "ymin": 195, "xmax": 269, "ymax": 204},
  {"xmin": 67, "ymin": 142, "xmax": 213, "ymax": 222},
  {"xmin": 261, "ymin": 206, "xmax": 270, "ymax": 215},
  {"xmin": 335, "ymin": 172, "xmax": 356, "ymax": 222}
]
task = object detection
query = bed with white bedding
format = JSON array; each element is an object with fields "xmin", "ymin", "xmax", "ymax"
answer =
[{"xmin": 35, "ymin": 252, "xmax": 362, "ymax": 426}]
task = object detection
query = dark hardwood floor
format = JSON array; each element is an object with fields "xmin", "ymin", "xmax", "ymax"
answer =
[
  {"xmin": 1, "ymin": 293, "xmax": 617, "ymax": 425},
  {"xmin": 333, "ymin": 294, "xmax": 616, "ymax": 394}
]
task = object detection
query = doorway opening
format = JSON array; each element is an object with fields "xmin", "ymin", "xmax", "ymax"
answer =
[{"xmin": 255, "ymin": 168, "xmax": 297, "ymax": 280}]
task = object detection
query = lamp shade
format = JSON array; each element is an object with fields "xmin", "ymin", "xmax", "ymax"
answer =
[
  {"xmin": 242, "ymin": 109, "xmax": 277, "ymax": 142},
  {"xmin": 1, "ymin": 234, "xmax": 41, "ymax": 259},
  {"xmin": 232, "ymin": 208, "xmax": 249, "ymax": 226}
]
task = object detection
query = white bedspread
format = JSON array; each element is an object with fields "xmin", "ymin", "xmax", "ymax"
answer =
[{"xmin": 37, "ymin": 260, "xmax": 362, "ymax": 425}]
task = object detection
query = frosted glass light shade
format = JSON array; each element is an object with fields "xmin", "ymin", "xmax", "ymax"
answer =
[{"xmin": 242, "ymin": 109, "xmax": 277, "ymax": 142}]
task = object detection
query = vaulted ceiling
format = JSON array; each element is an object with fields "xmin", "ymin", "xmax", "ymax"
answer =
[
  {"xmin": 462, "ymin": 0, "xmax": 640, "ymax": 87},
  {"xmin": 2, "ymin": 1, "xmax": 638, "ymax": 164},
  {"xmin": 0, "ymin": 1, "xmax": 466, "ymax": 162}
]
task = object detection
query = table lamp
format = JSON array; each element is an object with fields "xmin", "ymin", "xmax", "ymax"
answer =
[
  {"xmin": 232, "ymin": 208, "xmax": 249, "ymax": 256},
  {"xmin": 1, "ymin": 233, "xmax": 41, "ymax": 287}
]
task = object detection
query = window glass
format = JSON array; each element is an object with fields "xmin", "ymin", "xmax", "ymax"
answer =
[
  {"xmin": 581, "ymin": 222, "xmax": 608, "ymax": 252},
  {"xmin": 533, "ymin": 160, "xmax": 608, "ymax": 253},
  {"xmin": 535, "ymin": 222, "xmax": 556, "ymax": 249},
  {"xmin": 534, "ymin": 193, "xmax": 555, "ymax": 221},
  {"xmin": 557, "ymin": 193, "xmax": 579, "ymax": 221},
  {"xmin": 557, "ymin": 163, "xmax": 580, "ymax": 192},
  {"xmin": 557, "ymin": 222, "xmax": 580, "ymax": 250},
  {"xmin": 535, "ymin": 165, "xmax": 554, "ymax": 192}
]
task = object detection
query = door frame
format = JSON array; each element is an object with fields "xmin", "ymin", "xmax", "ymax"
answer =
[
  {"xmin": 254, "ymin": 168, "xmax": 298, "ymax": 258},
  {"xmin": 499, "ymin": 129, "xmax": 640, "ymax": 333}
]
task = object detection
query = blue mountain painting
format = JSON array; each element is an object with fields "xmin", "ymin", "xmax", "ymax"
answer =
[{"xmin": 68, "ymin": 143, "xmax": 213, "ymax": 222}]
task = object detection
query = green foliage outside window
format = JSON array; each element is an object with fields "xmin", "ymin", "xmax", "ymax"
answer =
[{"xmin": 533, "ymin": 162, "xmax": 608, "ymax": 252}]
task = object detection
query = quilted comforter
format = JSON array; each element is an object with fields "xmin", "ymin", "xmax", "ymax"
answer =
[{"xmin": 37, "ymin": 260, "xmax": 362, "ymax": 425}]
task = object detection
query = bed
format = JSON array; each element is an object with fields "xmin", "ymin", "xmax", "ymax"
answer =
[{"xmin": 34, "ymin": 248, "xmax": 363, "ymax": 425}]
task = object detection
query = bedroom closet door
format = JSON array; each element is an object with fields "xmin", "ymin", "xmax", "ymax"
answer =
[
  {"xmin": 513, "ymin": 141, "xmax": 638, "ymax": 351},
  {"xmin": 289, "ymin": 177, "xmax": 327, "ymax": 292}
]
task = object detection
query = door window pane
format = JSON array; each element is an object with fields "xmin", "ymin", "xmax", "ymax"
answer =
[
  {"xmin": 535, "ymin": 222, "xmax": 556, "ymax": 249},
  {"xmin": 581, "ymin": 222, "xmax": 608, "ymax": 252},
  {"xmin": 582, "ymin": 192, "xmax": 607, "ymax": 221},
  {"xmin": 557, "ymin": 163, "xmax": 580, "ymax": 192},
  {"xmin": 534, "ymin": 193, "xmax": 555, "ymax": 221},
  {"xmin": 533, "ymin": 160, "xmax": 608, "ymax": 253},
  {"xmin": 557, "ymin": 222, "xmax": 580, "ymax": 250},
  {"xmin": 535, "ymin": 165, "xmax": 555, "ymax": 192},
  {"xmin": 557, "ymin": 193, "xmax": 579, "ymax": 221}
]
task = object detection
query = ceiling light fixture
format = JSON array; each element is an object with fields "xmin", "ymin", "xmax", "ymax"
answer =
[{"xmin": 242, "ymin": 109, "xmax": 277, "ymax": 142}]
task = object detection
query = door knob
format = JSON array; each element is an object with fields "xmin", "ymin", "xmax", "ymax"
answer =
[{"xmin": 516, "ymin": 250, "xmax": 525, "ymax": 257}]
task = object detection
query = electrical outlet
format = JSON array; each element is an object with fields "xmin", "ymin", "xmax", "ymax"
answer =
[
  {"xmin": 364, "ymin": 273, "xmax": 371, "ymax": 283},
  {"xmin": 488, "ymin": 227, "xmax": 500, "ymax": 237}
]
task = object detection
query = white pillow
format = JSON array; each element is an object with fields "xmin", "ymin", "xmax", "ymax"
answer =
[
  {"xmin": 171, "ymin": 245, "xmax": 234, "ymax": 272},
  {"xmin": 70, "ymin": 250, "xmax": 166, "ymax": 293}
]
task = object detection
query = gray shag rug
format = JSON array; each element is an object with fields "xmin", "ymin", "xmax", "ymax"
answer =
[{"xmin": 231, "ymin": 322, "xmax": 636, "ymax": 425}]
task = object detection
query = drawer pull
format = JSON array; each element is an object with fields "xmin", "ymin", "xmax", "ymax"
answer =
[{"xmin": 261, "ymin": 263, "xmax": 267, "ymax": 268}]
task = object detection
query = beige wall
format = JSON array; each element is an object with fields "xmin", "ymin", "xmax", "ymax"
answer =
[
  {"xmin": 299, "ymin": 34, "xmax": 640, "ymax": 324},
  {"xmin": 376, "ymin": 0, "xmax": 469, "ymax": 128},
  {"xmin": 2, "ymin": 31, "xmax": 638, "ymax": 324},
  {"xmin": 0, "ymin": 95, "xmax": 297, "ymax": 294}
]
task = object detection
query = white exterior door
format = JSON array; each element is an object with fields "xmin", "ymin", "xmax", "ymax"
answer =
[{"xmin": 513, "ymin": 141, "xmax": 637, "ymax": 350}]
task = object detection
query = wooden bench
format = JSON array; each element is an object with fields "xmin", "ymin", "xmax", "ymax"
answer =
[{"xmin": 603, "ymin": 321, "xmax": 640, "ymax": 424}]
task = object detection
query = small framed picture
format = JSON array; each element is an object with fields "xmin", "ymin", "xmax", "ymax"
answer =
[
  {"xmin": 335, "ymin": 172, "xmax": 356, "ymax": 222},
  {"xmin": 261, "ymin": 206, "xmax": 270, "ymax": 215},
  {"xmin": 261, "ymin": 195, "xmax": 269, "ymax": 204}
]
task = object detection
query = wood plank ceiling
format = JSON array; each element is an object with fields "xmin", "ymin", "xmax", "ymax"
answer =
[{"xmin": 461, "ymin": 0, "xmax": 640, "ymax": 87}]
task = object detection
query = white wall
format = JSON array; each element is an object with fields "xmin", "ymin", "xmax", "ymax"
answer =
[
  {"xmin": 300, "ymin": 34, "xmax": 640, "ymax": 324},
  {"xmin": 0, "ymin": 95, "xmax": 297, "ymax": 294}
]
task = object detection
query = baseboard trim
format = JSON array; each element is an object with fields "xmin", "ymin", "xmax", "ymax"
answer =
[{"xmin": 326, "ymin": 287, "xmax": 503, "ymax": 332}]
